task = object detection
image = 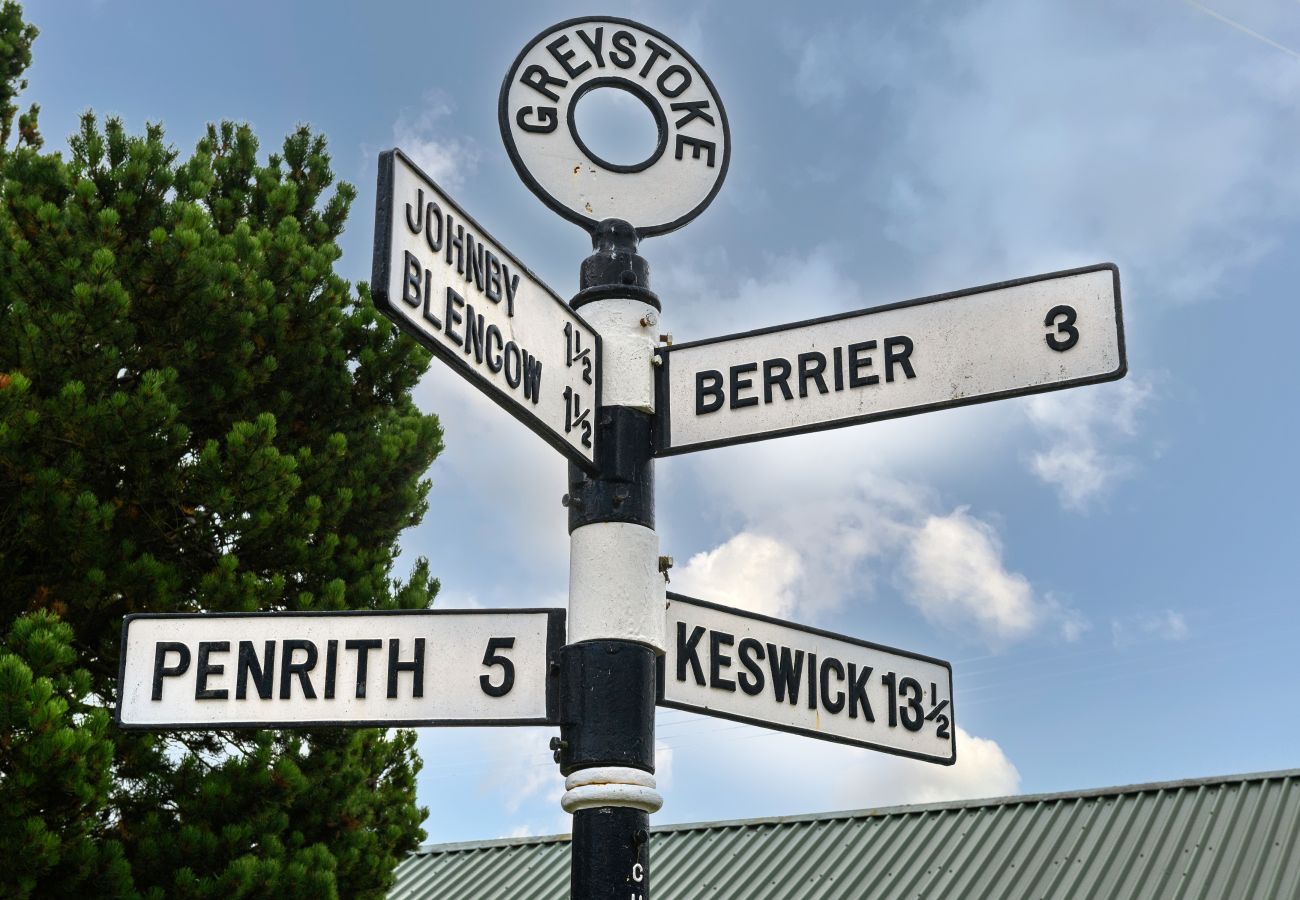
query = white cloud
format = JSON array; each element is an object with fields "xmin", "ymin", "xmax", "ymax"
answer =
[
  {"xmin": 785, "ymin": 0, "xmax": 1300, "ymax": 302},
  {"xmin": 672, "ymin": 532, "xmax": 803, "ymax": 618},
  {"xmin": 902, "ymin": 509, "xmax": 1039, "ymax": 645},
  {"xmin": 656, "ymin": 716, "xmax": 1020, "ymax": 824},
  {"xmin": 841, "ymin": 726, "xmax": 1021, "ymax": 807},
  {"xmin": 1112, "ymin": 609, "xmax": 1190, "ymax": 648},
  {"xmin": 1024, "ymin": 378, "xmax": 1154, "ymax": 511},
  {"xmin": 393, "ymin": 91, "xmax": 479, "ymax": 189}
]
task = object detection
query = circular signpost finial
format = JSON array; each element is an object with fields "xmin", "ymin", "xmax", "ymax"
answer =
[{"xmin": 500, "ymin": 16, "xmax": 730, "ymax": 238}]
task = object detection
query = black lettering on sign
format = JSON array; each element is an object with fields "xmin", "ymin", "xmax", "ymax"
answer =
[
  {"xmin": 847, "ymin": 663, "xmax": 874, "ymax": 721},
  {"xmin": 324, "ymin": 639, "xmax": 338, "ymax": 700},
  {"xmin": 405, "ymin": 188, "xmax": 425, "ymax": 234},
  {"xmin": 280, "ymin": 639, "xmax": 318, "ymax": 700},
  {"xmin": 848, "ymin": 340, "xmax": 878, "ymax": 387},
  {"xmin": 677, "ymin": 622, "xmax": 706, "ymax": 685},
  {"xmin": 674, "ymin": 134, "xmax": 717, "ymax": 167},
  {"xmin": 884, "ymin": 336, "xmax": 916, "ymax": 382},
  {"xmin": 737, "ymin": 638, "xmax": 765, "ymax": 695},
  {"xmin": 485, "ymin": 252, "xmax": 502, "ymax": 302},
  {"xmin": 345, "ymin": 638, "xmax": 381, "ymax": 699},
  {"xmin": 445, "ymin": 217, "xmax": 464, "ymax": 272},
  {"xmin": 696, "ymin": 370, "xmax": 724, "ymax": 414},
  {"xmin": 638, "ymin": 38, "xmax": 671, "ymax": 78},
  {"xmin": 236, "ymin": 640, "xmax": 275, "ymax": 700},
  {"xmin": 425, "ymin": 201, "xmax": 443, "ymax": 252},
  {"xmin": 546, "ymin": 35, "xmax": 591, "ymax": 79},
  {"xmin": 657, "ymin": 64, "xmax": 691, "ymax": 98},
  {"xmin": 504, "ymin": 342, "xmax": 522, "ymax": 389},
  {"xmin": 609, "ymin": 30, "xmax": 637, "ymax": 68},
  {"xmin": 576, "ymin": 27, "xmax": 605, "ymax": 67},
  {"xmin": 520, "ymin": 64, "xmax": 567, "ymax": 102},
  {"xmin": 767, "ymin": 644, "xmax": 804, "ymax": 705},
  {"xmin": 387, "ymin": 638, "xmax": 425, "ymax": 699},
  {"xmin": 798, "ymin": 352, "xmax": 829, "ymax": 398},
  {"xmin": 464, "ymin": 302, "xmax": 486, "ymax": 364},
  {"xmin": 899, "ymin": 676, "xmax": 924, "ymax": 732},
  {"xmin": 195, "ymin": 641, "xmax": 229, "ymax": 700},
  {"xmin": 444, "ymin": 287, "xmax": 465, "ymax": 346},
  {"xmin": 763, "ymin": 358, "xmax": 793, "ymax": 403},
  {"xmin": 516, "ymin": 106, "xmax": 558, "ymax": 134},
  {"xmin": 820, "ymin": 657, "xmax": 846, "ymax": 714},
  {"xmin": 1045, "ymin": 304, "xmax": 1079, "ymax": 352},
  {"xmin": 465, "ymin": 234, "xmax": 485, "ymax": 293},
  {"xmin": 881, "ymin": 670, "xmax": 897, "ymax": 727},
  {"xmin": 709, "ymin": 630, "xmax": 736, "ymax": 692},
  {"xmin": 522, "ymin": 352, "xmax": 543, "ymax": 404},
  {"xmin": 402, "ymin": 251, "xmax": 422, "ymax": 308},
  {"xmin": 670, "ymin": 99, "xmax": 714, "ymax": 129},
  {"xmin": 806, "ymin": 652, "xmax": 818, "ymax": 710},
  {"xmin": 151, "ymin": 642, "xmax": 190, "ymax": 700},
  {"xmin": 485, "ymin": 325, "xmax": 504, "ymax": 373},
  {"xmin": 503, "ymin": 271, "xmax": 519, "ymax": 318},
  {"xmin": 729, "ymin": 363, "xmax": 758, "ymax": 409},
  {"xmin": 480, "ymin": 637, "xmax": 516, "ymax": 697}
]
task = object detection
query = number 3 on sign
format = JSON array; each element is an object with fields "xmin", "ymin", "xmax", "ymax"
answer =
[
  {"xmin": 480, "ymin": 637, "xmax": 516, "ymax": 697},
  {"xmin": 1045, "ymin": 304, "xmax": 1079, "ymax": 352}
]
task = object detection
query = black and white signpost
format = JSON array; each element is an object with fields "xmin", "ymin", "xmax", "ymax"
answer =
[{"xmin": 116, "ymin": 14, "xmax": 1127, "ymax": 900}]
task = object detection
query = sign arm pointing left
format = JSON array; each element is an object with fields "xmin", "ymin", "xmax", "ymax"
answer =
[{"xmin": 371, "ymin": 149, "xmax": 603, "ymax": 472}]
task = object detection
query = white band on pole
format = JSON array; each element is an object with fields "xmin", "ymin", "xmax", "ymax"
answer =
[
  {"xmin": 568, "ymin": 522, "xmax": 666, "ymax": 651},
  {"xmin": 561, "ymin": 766, "xmax": 663, "ymax": 814}
]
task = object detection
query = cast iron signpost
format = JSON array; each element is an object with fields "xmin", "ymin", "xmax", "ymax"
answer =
[{"xmin": 115, "ymin": 14, "xmax": 1128, "ymax": 900}]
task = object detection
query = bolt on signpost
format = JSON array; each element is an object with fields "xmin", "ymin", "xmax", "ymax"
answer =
[{"xmin": 115, "ymin": 14, "xmax": 1126, "ymax": 900}]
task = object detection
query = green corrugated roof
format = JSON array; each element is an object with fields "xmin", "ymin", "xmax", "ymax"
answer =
[{"xmin": 391, "ymin": 769, "xmax": 1300, "ymax": 899}]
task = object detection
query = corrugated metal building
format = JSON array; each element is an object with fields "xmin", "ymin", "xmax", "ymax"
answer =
[{"xmin": 391, "ymin": 768, "xmax": 1300, "ymax": 899}]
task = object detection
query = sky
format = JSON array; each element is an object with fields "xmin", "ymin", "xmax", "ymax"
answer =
[{"xmin": 26, "ymin": 0, "xmax": 1300, "ymax": 844}]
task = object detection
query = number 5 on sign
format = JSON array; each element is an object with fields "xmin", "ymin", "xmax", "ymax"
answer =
[{"xmin": 653, "ymin": 264, "xmax": 1126, "ymax": 456}]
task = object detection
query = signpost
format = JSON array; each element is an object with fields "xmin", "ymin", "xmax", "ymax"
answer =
[
  {"xmin": 115, "ymin": 15, "xmax": 1130, "ymax": 900},
  {"xmin": 372, "ymin": 149, "xmax": 602, "ymax": 470},
  {"xmin": 655, "ymin": 264, "xmax": 1125, "ymax": 455},
  {"xmin": 660, "ymin": 594, "xmax": 955, "ymax": 765},
  {"xmin": 117, "ymin": 609, "xmax": 562, "ymax": 729}
]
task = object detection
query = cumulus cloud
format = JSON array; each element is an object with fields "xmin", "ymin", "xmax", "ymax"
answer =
[
  {"xmin": 656, "ymin": 716, "xmax": 1020, "ymax": 824},
  {"xmin": 1024, "ymin": 378, "xmax": 1154, "ymax": 511},
  {"xmin": 784, "ymin": 0, "xmax": 1300, "ymax": 301},
  {"xmin": 841, "ymin": 726, "xmax": 1021, "ymax": 808},
  {"xmin": 673, "ymin": 532, "xmax": 804, "ymax": 618},
  {"xmin": 902, "ymin": 509, "xmax": 1039, "ymax": 644},
  {"xmin": 392, "ymin": 91, "xmax": 480, "ymax": 188}
]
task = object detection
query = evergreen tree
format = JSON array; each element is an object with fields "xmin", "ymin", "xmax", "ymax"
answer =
[{"xmin": 0, "ymin": 3, "xmax": 443, "ymax": 896}]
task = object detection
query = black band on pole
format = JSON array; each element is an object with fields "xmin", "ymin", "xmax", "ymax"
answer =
[{"xmin": 557, "ymin": 641, "xmax": 656, "ymax": 775}]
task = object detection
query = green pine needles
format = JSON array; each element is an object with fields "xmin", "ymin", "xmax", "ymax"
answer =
[{"xmin": 0, "ymin": 3, "xmax": 445, "ymax": 896}]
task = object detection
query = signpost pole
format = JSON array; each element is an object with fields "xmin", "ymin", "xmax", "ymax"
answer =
[{"xmin": 555, "ymin": 219, "xmax": 665, "ymax": 899}]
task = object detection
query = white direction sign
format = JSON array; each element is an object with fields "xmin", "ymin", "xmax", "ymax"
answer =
[
  {"xmin": 660, "ymin": 594, "xmax": 955, "ymax": 765},
  {"xmin": 500, "ymin": 16, "xmax": 730, "ymax": 236},
  {"xmin": 116, "ymin": 609, "xmax": 563, "ymax": 729},
  {"xmin": 373, "ymin": 149, "xmax": 600, "ymax": 470},
  {"xmin": 655, "ymin": 264, "xmax": 1125, "ymax": 455}
]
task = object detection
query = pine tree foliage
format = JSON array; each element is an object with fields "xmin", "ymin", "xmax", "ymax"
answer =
[{"xmin": 0, "ymin": 3, "xmax": 443, "ymax": 896}]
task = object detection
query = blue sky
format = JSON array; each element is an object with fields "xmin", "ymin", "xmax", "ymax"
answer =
[{"xmin": 29, "ymin": 0, "xmax": 1300, "ymax": 843}]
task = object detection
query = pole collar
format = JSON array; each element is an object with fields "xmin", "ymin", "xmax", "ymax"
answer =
[{"xmin": 561, "ymin": 766, "xmax": 663, "ymax": 814}]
